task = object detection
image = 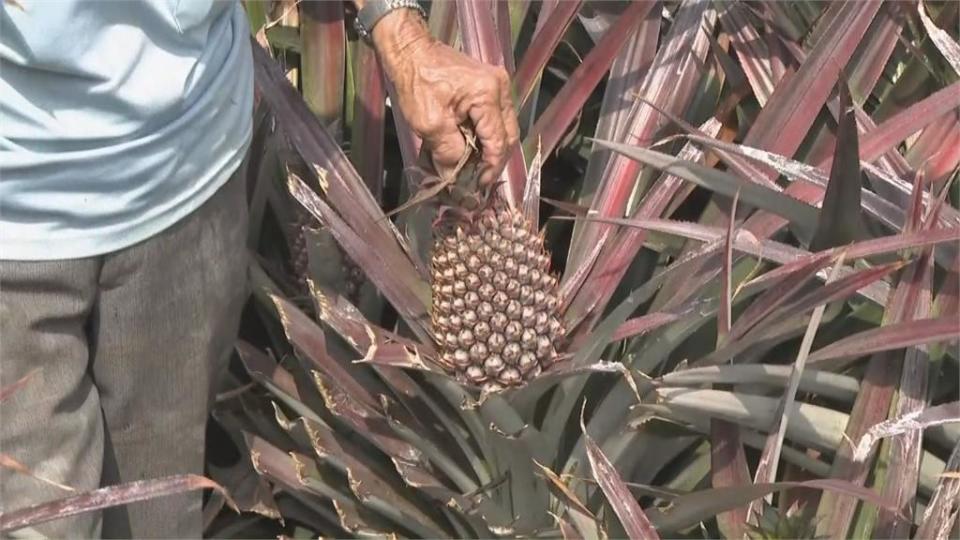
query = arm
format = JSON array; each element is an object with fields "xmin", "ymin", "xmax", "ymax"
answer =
[{"xmin": 352, "ymin": 0, "xmax": 519, "ymax": 185}]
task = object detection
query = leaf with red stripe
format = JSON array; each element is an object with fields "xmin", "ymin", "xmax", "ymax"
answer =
[{"xmin": 582, "ymin": 412, "xmax": 660, "ymax": 539}]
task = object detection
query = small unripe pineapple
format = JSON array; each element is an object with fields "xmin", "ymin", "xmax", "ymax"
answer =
[{"xmin": 431, "ymin": 207, "xmax": 564, "ymax": 392}]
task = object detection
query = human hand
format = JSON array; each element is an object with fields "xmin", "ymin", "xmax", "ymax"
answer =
[{"xmin": 370, "ymin": 8, "xmax": 519, "ymax": 185}]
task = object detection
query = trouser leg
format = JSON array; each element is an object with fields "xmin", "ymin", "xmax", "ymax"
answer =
[
  {"xmin": 92, "ymin": 170, "xmax": 249, "ymax": 539},
  {"xmin": 0, "ymin": 258, "xmax": 104, "ymax": 539}
]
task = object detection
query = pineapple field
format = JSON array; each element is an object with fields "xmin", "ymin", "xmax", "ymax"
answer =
[
  {"xmin": 3, "ymin": 0, "xmax": 959, "ymax": 538},
  {"xmin": 210, "ymin": 1, "xmax": 960, "ymax": 537}
]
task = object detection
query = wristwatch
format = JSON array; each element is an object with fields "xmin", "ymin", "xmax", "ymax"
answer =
[{"xmin": 354, "ymin": 0, "xmax": 428, "ymax": 43}]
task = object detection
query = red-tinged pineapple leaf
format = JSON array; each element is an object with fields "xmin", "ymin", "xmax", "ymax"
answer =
[
  {"xmin": 517, "ymin": 0, "xmax": 559, "ymax": 131},
  {"xmin": 311, "ymin": 376, "xmax": 422, "ymax": 464},
  {"xmin": 0, "ymin": 453, "xmax": 75, "ymax": 493},
  {"xmin": 236, "ymin": 341, "xmax": 303, "ymax": 404},
  {"xmin": 820, "ymin": 81, "xmax": 960, "ymax": 171},
  {"xmin": 300, "ymin": 285, "xmax": 449, "ymax": 433},
  {"xmin": 350, "ymin": 44, "xmax": 386, "ymax": 200},
  {"xmin": 712, "ymin": 193, "xmax": 751, "ymax": 539},
  {"xmin": 749, "ymin": 260, "xmax": 907, "ymax": 339},
  {"xmin": 915, "ymin": 441, "xmax": 960, "ymax": 540},
  {"xmin": 562, "ymin": 131, "xmax": 729, "ymax": 331},
  {"xmin": 592, "ymin": 140, "xmax": 820, "ymax": 233},
  {"xmin": 493, "ymin": 0, "xmax": 515, "ymax": 73},
  {"xmin": 300, "ymin": 1, "xmax": 345, "ymax": 133},
  {"xmin": 873, "ymin": 173, "xmax": 938, "ymax": 536},
  {"xmin": 252, "ymin": 43, "xmax": 430, "ymax": 306},
  {"xmin": 906, "ymin": 115, "xmax": 960, "ymax": 186},
  {"xmin": 558, "ymin": 216, "xmax": 746, "ymax": 331},
  {"xmin": 853, "ymin": 402, "xmax": 960, "ymax": 463},
  {"xmin": 0, "ymin": 475, "xmax": 236, "ymax": 533},
  {"xmin": 296, "ymin": 418, "xmax": 447, "ymax": 535},
  {"xmin": 557, "ymin": 226, "xmax": 609, "ymax": 316},
  {"xmin": 565, "ymin": 0, "xmax": 711, "ymax": 271},
  {"xmin": 716, "ymin": 3, "xmax": 884, "ymax": 272},
  {"xmin": 807, "ymin": 317, "xmax": 960, "ymax": 366},
  {"xmin": 934, "ymin": 267, "xmax": 959, "ymax": 320},
  {"xmin": 699, "ymin": 261, "xmax": 905, "ymax": 367},
  {"xmin": 918, "ymin": 0, "xmax": 960, "ymax": 76},
  {"xmin": 815, "ymin": 213, "xmax": 943, "ymax": 537},
  {"xmin": 710, "ymin": 419, "xmax": 750, "ymax": 539},
  {"xmin": 746, "ymin": 226, "xmax": 960, "ymax": 290},
  {"xmin": 383, "ymin": 172, "xmax": 455, "ymax": 218},
  {"xmin": 846, "ymin": 2, "xmax": 906, "ymax": 103},
  {"xmin": 204, "ymin": 432, "xmax": 282, "ymax": 523},
  {"xmin": 0, "ymin": 368, "xmax": 39, "ymax": 403},
  {"xmin": 680, "ymin": 130, "xmax": 959, "ymax": 240},
  {"xmin": 513, "ymin": 0, "xmax": 583, "ymax": 107},
  {"xmin": 254, "ymin": 38, "xmax": 381, "ymax": 230},
  {"xmin": 638, "ymin": 101, "xmax": 783, "ymax": 191},
  {"xmin": 613, "ymin": 311, "xmax": 684, "ymax": 342},
  {"xmin": 529, "ymin": 0, "xmax": 559, "ymax": 38},
  {"xmin": 810, "ymin": 81, "xmax": 869, "ymax": 252},
  {"xmin": 748, "ymin": 258, "xmax": 846, "ymax": 524},
  {"xmin": 559, "ymin": 214, "xmax": 913, "ymax": 308},
  {"xmin": 245, "ymin": 434, "xmax": 303, "ymax": 493},
  {"xmin": 268, "ymin": 294, "xmax": 382, "ymax": 411},
  {"xmin": 582, "ymin": 413, "xmax": 660, "ymax": 540},
  {"xmin": 719, "ymin": 1, "xmax": 779, "ymax": 105},
  {"xmin": 550, "ymin": 147, "xmax": 720, "ymax": 465},
  {"xmin": 245, "ymin": 435, "xmax": 393, "ymax": 534},
  {"xmin": 427, "ymin": 0, "xmax": 458, "ymax": 45},
  {"xmin": 719, "ymin": 192, "xmax": 739, "ymax": 339},
  {"xmin": 742, "ymin": 1, "xmax": 881, "ymax": 158},
  {"xmin": 728, "ymin": 251, "xmax": 834, "ymax": 342},
  {"xmin": 382, "ymin": 78, "xmax": 423, "ymax": 168},
  {"xmin": 286, "ymin": 172, "xmax": 433, "ymax": 343},
  {"xmin": 456, "ymin": 0, "xmax": 505, "ymax": 68},
  {"xmin": 555, "ymin": 511, "xmax": 583, "ymax": 540},
  {"xmin": 521, "ymin": 140, "xmax": 542, "ymax": 226},
  {"xmin": 578, "ymin": 7, "xmax": 660, "ymax": 227},
  {"xmin": 456, "ymin": 0, "xmax": 525, "ymax": 207},
  {"xmin": 523, "ymin": 0, "xmax": 657, "ymax": 161}
]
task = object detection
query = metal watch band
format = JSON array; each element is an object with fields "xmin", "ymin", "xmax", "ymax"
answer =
[{"xmin": 354, "ymin": 0, "xmax": 427, "ymax": 43}]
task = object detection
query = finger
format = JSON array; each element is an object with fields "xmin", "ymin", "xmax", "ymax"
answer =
[
  {"xmin": 499, "ymin": 74, "xmax": 521, "ymax": 149},
  {"xmin": 471, "ymin": 107, "xmax": 508, "ymax": 185},
  {"xmin": 464, "ymin": 97, "xmax": 508, "ymax": 185},
  {"xmin": 426, "ymin": 120, "xmax": 469, "ymax": 179}
]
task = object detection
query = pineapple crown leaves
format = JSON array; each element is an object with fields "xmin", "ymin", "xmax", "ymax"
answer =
[
  {"xmin": 389, "ymin": 128, "xmax": 542, "ymax": 228},
  {"xmin": 384, "ymin": 127, "xmax": 486, "ymax": 220}
]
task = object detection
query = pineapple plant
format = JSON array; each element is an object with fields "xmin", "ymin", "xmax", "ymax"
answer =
[
  {"xmin": 7, "ymin": 1, "xmax": 958, "ymax": 538},
  {"xmin": 207, "ymin": 1, "xmax": 960, "ymax": 539}
]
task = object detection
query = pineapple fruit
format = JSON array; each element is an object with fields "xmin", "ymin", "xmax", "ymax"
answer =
[
  {"xmin": 290, "ymin": 207, "xmax": 365, "ymax": 302},
  {"xmin": 430, "ymin": 203, "xmax": 564, "ymax": 393}
]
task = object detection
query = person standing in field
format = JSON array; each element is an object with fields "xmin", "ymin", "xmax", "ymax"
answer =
[{"xmin": 0, "ymin": 0, "xmax": 518, "ymax": 537}]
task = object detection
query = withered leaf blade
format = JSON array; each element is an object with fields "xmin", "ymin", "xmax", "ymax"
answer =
[{"xmin": 0, "ymin": 475, "xmax": 236, "ymax": 533}]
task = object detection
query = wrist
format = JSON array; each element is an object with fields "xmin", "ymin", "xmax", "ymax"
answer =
[{"xmin": 371, "ymin": 8, "xmax": 432, "ymax": 75}]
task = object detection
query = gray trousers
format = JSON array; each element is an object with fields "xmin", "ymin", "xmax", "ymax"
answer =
[{"xmin": 0, "ymin": 168, "xmax": 248, "ymax": 538}]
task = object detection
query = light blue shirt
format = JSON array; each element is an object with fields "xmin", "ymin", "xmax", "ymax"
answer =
[{"xmin": 0, "ymin": 0, "xmax": 253, "ymax": 260}]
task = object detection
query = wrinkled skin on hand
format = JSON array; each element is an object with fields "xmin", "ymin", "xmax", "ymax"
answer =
[{"xmin": 372, "ymin": 9, "xmax": 520, "ymax": 185}]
